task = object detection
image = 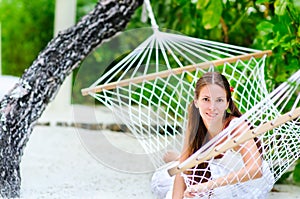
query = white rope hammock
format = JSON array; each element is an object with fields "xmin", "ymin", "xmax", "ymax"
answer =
[{"xmin": 81, "ymin": 0, "xmax": 300, "ymax": 198}]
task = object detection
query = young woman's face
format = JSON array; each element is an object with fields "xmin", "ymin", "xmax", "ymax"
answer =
[{"xmin": 195, "ymin": 84, "xmax": 229, "ymax": 126}]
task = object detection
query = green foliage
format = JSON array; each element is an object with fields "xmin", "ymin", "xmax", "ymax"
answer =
[
  {"xmin": 127, "ymin": 0, "xmax": 299, "ymax": 94},
  {"xmin": 0, "ymin": 0, "xmax": 55, "ymax": 76},
  {"xmin": 76, "ymin": 0, "xmax": 98, "ymax": 21},
  {"xmin": 200, "ymin": 0, "xmax": 223, "ymax": 30},
  {"xmin": 276, "ymin": 170, "xmax": 292, "ymax": 184},
  {"xmin": 0, "ymin": 0, "xmax": 98, "ymax": 77},
  {"xmin": 253, "ymin": 0, "xmax": 300, "ymax": 90},
  {"xmin": 294, "ymin": 159, "xmax": 300, "ymax": 184},
  {"xmin": 277, "ymin": 159, "xmax": 300, "ymax": 185},
  {"xmin": 128, "ymin": 0, "xmax": 269, "ymax": 46}
]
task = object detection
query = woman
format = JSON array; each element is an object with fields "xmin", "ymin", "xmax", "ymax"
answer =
[{"xmin": 151, "ymin": 72, "xmax": 274, "ymax": 199}]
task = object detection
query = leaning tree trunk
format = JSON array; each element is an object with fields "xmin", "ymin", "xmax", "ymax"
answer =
[{"xmin": 0, "ymin": 0, "xmax": 143, "ymax": 197}]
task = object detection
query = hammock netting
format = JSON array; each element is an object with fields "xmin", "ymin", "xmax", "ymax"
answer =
[{"xmin": 81, "ymin": 1, "xmax": 300, "ymax": 198}]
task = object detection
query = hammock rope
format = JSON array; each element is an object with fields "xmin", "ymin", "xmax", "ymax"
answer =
[{"xmin": 81, "ymin": 0, "xmax": 300, "ymax": 198}]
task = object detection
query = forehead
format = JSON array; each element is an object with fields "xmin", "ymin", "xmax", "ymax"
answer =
[{"xmin": 199, "ymin": 84, "xmax": 226, "ymax": 97}]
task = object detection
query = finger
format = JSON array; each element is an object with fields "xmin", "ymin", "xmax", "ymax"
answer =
[
  {"xmin": 189, "ymin": 186, "xmax": 199, "ymax": 193},
  {"xmin": 184, "ymin": 190, "xmax": 196, "ymax": 198}
]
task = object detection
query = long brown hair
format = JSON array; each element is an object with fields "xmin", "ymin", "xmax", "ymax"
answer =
[{"xmin": 185, "ymin": 72, "xmax": 242, "ymax": 183}]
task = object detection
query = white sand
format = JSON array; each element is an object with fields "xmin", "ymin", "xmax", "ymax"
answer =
[
  {"xmin": 21, "ymin": 126, "xmax": 155, "ymax": 199},
  {"xmin": 20, "ymin": 125, "xmax": 300, "ymax": 199},
  {"xmin": 269, "ymin": 185, "xmax": 300, "ymax": 199}
]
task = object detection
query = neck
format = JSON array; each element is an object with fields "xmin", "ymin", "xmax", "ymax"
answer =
[
  {"xmin": 205, "ymin": 120, "xmax": 225, "ymax": 138},
  {"xmin": 207, "ymin": 126, "xmax": 223, "ymax": 138}
]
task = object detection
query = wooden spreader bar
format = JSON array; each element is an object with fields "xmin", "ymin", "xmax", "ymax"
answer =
[
  {"xmin": 167, "ymin": 106, "xmax": 300, "ymax": 176},
  {"xmin": 81, "ymin": 50, "xmax": 272, "ymax": 96}
]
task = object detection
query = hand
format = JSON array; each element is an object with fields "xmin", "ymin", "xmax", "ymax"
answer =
[
  {"xmin": 183, "ymin": 190, "xmax": 197, "ymax": 198},
  {"xmin": 183, "ymin": 183, "xmax": 208, "ymax": 198},
  {"xmin": 163, "ymin": 150, "xmax": 179, "ymax": 163}
]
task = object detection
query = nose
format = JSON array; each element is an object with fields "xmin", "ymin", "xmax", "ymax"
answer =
[{"xmin": 209, "ymin": 102, "xmax": 215, "ymax": 110}]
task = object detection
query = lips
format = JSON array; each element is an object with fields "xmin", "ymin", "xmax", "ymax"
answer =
[{"xmin": 206, "ymin": 112, "xmax": 218, "ymax": 119}]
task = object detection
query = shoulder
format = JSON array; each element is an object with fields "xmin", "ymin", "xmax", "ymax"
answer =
[
  {"xmin": 228, "ymin": 116, "xmax": 249, "ymax": 127},
  {"xmin": 229, "ymin": 117, "xmax": 239, "ymax": 124},
  {"xmin": 227, "ymin": 116, "xmax": 251, "ymax": 135},
  {"xmin": 225, "ymin": 116, "xmax": 240, "ymax": 128}
]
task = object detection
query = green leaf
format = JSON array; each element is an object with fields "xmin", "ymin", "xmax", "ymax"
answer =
[
  {"xmin": 195, "ymin": 0, "xmax": 210, "ymax": 10},
  {"xmin": 257, "ymin": 21, "xmax": 274, "ymax": 34},
  {"xmin": 293, "ymin": 0, "xmax": 300, "ymax": 12},
  {"xmin": 274, "ymin": 0, "xmax": 288, "ymax": 16},
  {"xmin": 202, "ymin": 0, "xmax": 223, "ymax": 29},
  {"xmin": 256, "ymin": 0, "xmax": 271, "ymax": 3},
  {"xmin": 277, "ymin": 171, "xmax": 292, "ymax": 184},
  {"xmin": 293, "ymin": 160, "xmax": 300, "ymax": 183}
]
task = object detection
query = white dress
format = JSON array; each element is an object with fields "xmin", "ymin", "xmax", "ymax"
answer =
[
  {"xmin": 151, "ymin": 150, "xmax": 275, "ymax": 199},
  {"xmin": 151, "ymin": 161, "xmax": 177, "ymax": 199}
]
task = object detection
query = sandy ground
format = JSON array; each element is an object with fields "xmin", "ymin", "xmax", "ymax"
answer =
[
  {"xmin": 21, "ymin": 126, "xmax": 155, "ymax": 199},
  {"xmin": 20, "ymin": 125, "xmax": 300, "ymax": 199}
]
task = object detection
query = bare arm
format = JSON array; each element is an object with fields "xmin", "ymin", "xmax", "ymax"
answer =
[
  {"xmin": 172, "ymin": 128, "xmax": 191, "ymax": 199},
  {"xmin": 187, "ymin": 137, "xmax": 263, "ymax": 195},
  {"xmin": 172, "ymin": 173, "xmax": 186, "ymax": 199},
  {"xmin": 186, "ymin": 119, "xmax": 263, "ymax": 196}
]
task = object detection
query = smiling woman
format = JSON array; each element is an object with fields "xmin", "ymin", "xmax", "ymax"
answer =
[
  {"xmin": 194, "ymin": 80, "xmax": 230, "ymax": 137},
  {"xmin": 151, "ymin": 72, "xmax": 274, "ymax": 199}
]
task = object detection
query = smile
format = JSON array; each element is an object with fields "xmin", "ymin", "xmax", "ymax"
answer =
[{"xmin": 206, "ymin": 113, "xmax": 218, "ymax": 118}]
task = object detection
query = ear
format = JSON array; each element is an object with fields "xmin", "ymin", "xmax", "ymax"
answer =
[
  {"xmin": 226, "ymin": 101, "xmax": 229, "ymax": 110},
  {"xmin": 194, "ymin": 100, "xmax": 198, "ymax": 108}
]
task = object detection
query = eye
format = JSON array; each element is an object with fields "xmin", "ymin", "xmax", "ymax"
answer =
[
  {"xmin": 217, "ymin": 98, "xmax": 224, "ymax": 102},
  {"xmin": 202, "ymin": 97, "xmax": 209, "ymax": 102}
]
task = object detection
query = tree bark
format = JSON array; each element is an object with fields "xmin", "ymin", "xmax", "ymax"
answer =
[{"xmin": 0, "ymin": 0, "xmax": 143, "ymax": 197}]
